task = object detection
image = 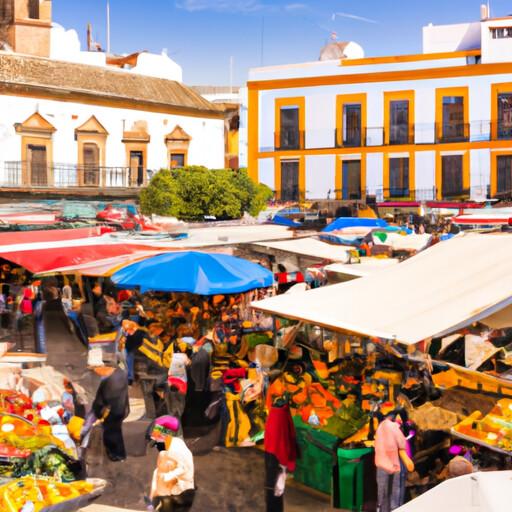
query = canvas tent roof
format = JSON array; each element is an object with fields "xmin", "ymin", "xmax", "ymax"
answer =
[
  {"xmin": 0, "ymin": 244, "xmax": 156, "ymax": 274},
  {"xmin": 251, "ymin": 233, "xmax": 512, "ymax": 345},
  {"xmin": 253, "ymin": 238, "xmax": 352, "ymax": 262},
  {"xmin": 324, "ymin": 258, "xmax": 399, "ymax": 278}
]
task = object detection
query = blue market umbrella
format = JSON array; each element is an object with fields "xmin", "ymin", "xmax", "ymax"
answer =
[{"xmin": 111, "ymin": 251, "xmax": 274, "ymax": 295}]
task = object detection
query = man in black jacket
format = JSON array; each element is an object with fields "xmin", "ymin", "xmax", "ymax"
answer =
[{"xmin": 92, "ymin": 366, "xmax": 130, "ymax": 462}]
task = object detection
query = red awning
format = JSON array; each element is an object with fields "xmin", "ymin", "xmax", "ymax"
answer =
[
  {"xmin": 0, "ymin": 226, "xmax": 109, "ymax": 247},
  {"xmin": 0, "ymin": 243, "xmax": 157, "ymax": 274}
]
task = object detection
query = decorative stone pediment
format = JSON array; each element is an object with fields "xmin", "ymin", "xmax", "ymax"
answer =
[
  {"xmin": 75, "ymin": 115, "xmax": 109, "ymax": 136},
  {"xmin": 14, "ymin": 112, "xmax": 56, "ymax": 136},
  {"xmin": 165, "ymin": 125, "xmax": 191, "ymax": 142}
]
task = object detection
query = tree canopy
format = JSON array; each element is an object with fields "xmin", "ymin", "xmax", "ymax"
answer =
[{"xmin": 140, "ymin": 167, "xmax": 273, "ymax": 221}]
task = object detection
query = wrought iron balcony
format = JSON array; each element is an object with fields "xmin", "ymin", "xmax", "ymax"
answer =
[
  {"xmin": 0, "ymin": 161, "xmax": 146, "ymax": 188},
  {"xmin": 274, "ymin": 130, "xmax": 305, "ymax": 150}
]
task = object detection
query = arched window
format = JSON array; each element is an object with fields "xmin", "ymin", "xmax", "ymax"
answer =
[{"xmin": 83, "ymin": 143, "xmax": 100, "ymax": 186}]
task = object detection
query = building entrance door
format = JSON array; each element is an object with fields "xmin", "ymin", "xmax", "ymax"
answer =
[
  {"xmin": 83, "ymin": 143, "xmax": 100, "ymax": 186},
  {"xmin": 281, "ymin": 160, "xmax": 299, "ymax": 201},
  {"xmin": 28, "ymin": 145, "xmax": 47, "ymax": 186},
  {"xmin": 130, "ymin": 151, "xmax": 144, "ymax": 186},
  {"xmin": 342, "ymin": 160, "xmax": 361, "ymax": 200}
]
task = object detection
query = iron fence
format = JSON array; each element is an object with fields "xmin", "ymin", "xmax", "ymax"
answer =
[{"xmin": 0, "ymin": 161, "xmax": 145, "ymax": 188}]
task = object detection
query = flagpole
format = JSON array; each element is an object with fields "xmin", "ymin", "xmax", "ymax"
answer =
[{"xmin": 106, "ymin": 0, "xmax": 111, "ymax": 54}]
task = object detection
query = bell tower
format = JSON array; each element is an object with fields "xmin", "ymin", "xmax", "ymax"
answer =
[{"xmin": 0, "ymin": 0, "xmax": 52, "ymax": 57}]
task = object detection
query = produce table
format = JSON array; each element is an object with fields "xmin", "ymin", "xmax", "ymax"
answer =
[{"xmin": 451, "ymin": 398, "xmax": 512, "ymax": 455}]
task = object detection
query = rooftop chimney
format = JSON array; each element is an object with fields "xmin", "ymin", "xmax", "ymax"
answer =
[{"xmin": 481, "ymin": 3, "xmax": 489, "ymax": 20}]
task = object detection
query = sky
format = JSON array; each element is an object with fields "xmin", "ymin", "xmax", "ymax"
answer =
[{"xmin": 52, "ymin": 1, "xmax": 512, "ymax": 86}]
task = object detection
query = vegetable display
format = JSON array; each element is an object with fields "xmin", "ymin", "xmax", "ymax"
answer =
[
  {"xmin": 453, "ymin": 398, "xmax": 512, "ymax": 453},
  {"xmin": 0, "ymin": 476, "xmax": 93, "ymax": 511}
]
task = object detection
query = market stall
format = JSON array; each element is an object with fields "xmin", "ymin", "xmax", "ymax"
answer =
[
  {"xmin": 107, "ymin": 252, "xmax": 277, "ymax": 440},
  {"xmin": 250, "ymin": 232, "xmax": 512, "ymax": 507},
  {"xmin": 0, "ymin": 362, "xmax": 104, "ymax": 511}
]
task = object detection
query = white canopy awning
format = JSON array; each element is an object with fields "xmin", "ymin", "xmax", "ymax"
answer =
[
  {"xmin": 253, "ymin": 237, "xmax": 351, "ymax": 262},
  {"xmin": 325, "ymin": 258, "xmax": 399, "ymax": 278},
  {"xmin": 252, "ymin": 233, "xmax": 512, "ymax": 345}
]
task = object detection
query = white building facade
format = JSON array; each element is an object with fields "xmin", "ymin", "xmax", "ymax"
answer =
[
  {"xmin": 0, "ymin": 0, "xmax": 225, "ymax": 196},
  {"xmin": 242, "ymin": 10, "xmax": 512, "ymax": 203}
]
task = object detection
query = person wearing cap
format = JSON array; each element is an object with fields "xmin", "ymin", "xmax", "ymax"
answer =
[
  {"xmin": 148, "ymin": 417, "xmax": 195, "ymax": 511},
  {"xmin": 375, "ymin": 406, "xmax": 414, "ymax": 512}
]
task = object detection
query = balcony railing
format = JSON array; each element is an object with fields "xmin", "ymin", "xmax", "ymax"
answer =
[
  {"xmin": 441, "ymin": 187, "xmax": 471, "ymax": 199},
  {"xmin": 274, "ymin": 130, "xmax": 305, "ymax": 150},
  {"xmin": 334, "ymin": 128, "xmax": 365, "ymax": 148},
  {"xmin": 267, "ymin": 120, "xmax": 512, "ymax": 151},
  {"xmin": 496, "ymin": 125, "xmax": 512, "ymax": 140},
  {"xmin": 0, "ymin": 161, "xmax": 145, "ymax": 188},
  {"xmin": 372, "ymin": 188, "xmax": 438, "ymax": 202},
  {"xmin": 387, "ymin": 124, "xmax": 414, "ymax": 145},
  {"xmin": 436, "ymin": 122, "xmax": 470, "ymax": 143},
  {"xmin": 494, "ymin": 187, "xmax": 512, "ymax": 200}
]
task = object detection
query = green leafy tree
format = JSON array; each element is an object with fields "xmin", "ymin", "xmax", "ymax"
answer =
[
  {"xmin": 231, "ymin": 169, "xmax": 273, "ymax": 216},
  {"xmin": 140, "ymin": 166, "xmax": 271, "ymax": 220},
  {"xmin": 250, "ymin": 182, "xmax": 274, "ymax": 217},
  {"xmin": 139, "ymin": 169, "xmax": 181, "ymax": 216}
]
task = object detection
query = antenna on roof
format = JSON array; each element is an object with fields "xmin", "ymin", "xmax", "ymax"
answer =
[{"xmin": 106, "ymin": 0, "xmax": 111, "ymax": 54}]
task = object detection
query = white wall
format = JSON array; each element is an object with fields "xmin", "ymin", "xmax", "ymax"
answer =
[
  {"xmin": 415, "ymin": 151, "xmax": 436, "ymax": 198},
  {"xmin": 470, "ymin": 148, "xmax": 491, "ymax": 200},
  {"xmin": 305, "ymin": 94, "xmax": 335, "ymax": 149},
  {"xmin": 0, "ymin": 94, "xmax": 225, "ymax": 180},
  {"xmin": 305, "ymin": 155, "xmax": 335, "ymax": 199},
  {"xmin": 246, "ymin": 54, "xmax": 512, "ymax": 199},
  {"xmin": 255, "ymin": 72, "xmax": 512, "ymax": 155},
  {"xmin": 132, "ymin": 53, "xmax": 183, "ymax": 82},
  {"xmin": 366, "ymin": 153, "xmax": 382, "ymax": 195},
  {"xmin": 422, "ymin": 22, "xmax": 481, "ymax": 53},
  {"xmin": 258, "ymin": 158, "xmax": 274, "ymax": 190},
  {"xmin": 259, "ymin": 90, "xmax": 275, "ymax": 152},
  {"xmin": 481, "ymin": 19, "xmax": 512, "ymax": 64},
  {"xmin": 50, "ymin": 24, "xmax": 183, "ymax": 82}
]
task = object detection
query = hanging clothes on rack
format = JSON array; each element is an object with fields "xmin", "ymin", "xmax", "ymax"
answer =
[{"xmin": 264, "ymin": 403, "xmax": 297, "ymax": 512}]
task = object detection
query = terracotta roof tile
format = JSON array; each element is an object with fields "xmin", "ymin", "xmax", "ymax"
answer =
[{"xmin": 0, "ymin": 52, "xmax": 222, "ymax": 116}]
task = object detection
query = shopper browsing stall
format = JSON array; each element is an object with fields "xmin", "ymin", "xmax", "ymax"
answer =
[
  {"xmin": 92, "ymin": 365, "xmax": 130, "ymax": 462},
  {"xmin": 375, "ymin": 407, "xmax": 414, "ymax": 512}
]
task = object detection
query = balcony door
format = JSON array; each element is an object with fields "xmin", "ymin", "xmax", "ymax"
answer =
[
  {"xmin": 83, "ymin": 143, "xmax": 100, "ymax": 186},
  {"xmin": 130, "ymin": 151, "xmax": 144, "ymax": 186},
  {"xmin": 28, "ymin": 145, "xmax": 47, "ymax": 186},
  {"xmin": 498, "ymin": 93, "xmax": 512, "ymax": 139},
  {"xmin": 389, "ymin": 157, "xmax": 409, "ymax": 197},
  {"xmin": 279, "ymin": 106, "xmax": 300, "ymax": 150},
  {"xmin": 342, "ymin": 160, "xmax": 361, "ymax": 200},
  {"xmin": 442, "ymin": 96, "xmax": 465, "ymax": 142},
  {"xmin": 280, "ymin": 160, "xmax": 299, "ymax": 201},
  {"xmin": 389, "ymin": 100, "xmax": 409, "ymax": 144},
  {"xmin": 441, "ymin": 155, "xmax": 464, "ymax": 197},
  {"xmin": 343, "ymin": 104, "xmax": 362, "ymax": 147},
  {"xmin": 497, "ymin": 155, "xmax": 512, "ymax": 195}
]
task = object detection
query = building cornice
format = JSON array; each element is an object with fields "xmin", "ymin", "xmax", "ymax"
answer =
[
  {"xmin": 248, "ymin": 62, "xmax": 512, "ymax": 91},
  {"xmin": 0, "ymin": 82, "xmax": 226, "ymax": 120}
]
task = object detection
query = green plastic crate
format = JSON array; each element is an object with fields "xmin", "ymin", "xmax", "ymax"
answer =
[
  {"xmin": 293, "ymin": 416, "xmax": 339, "ymax": 495},
  {"xmin": 334, "ymin": 446, "xmax": 374, "ymax": 511}
]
